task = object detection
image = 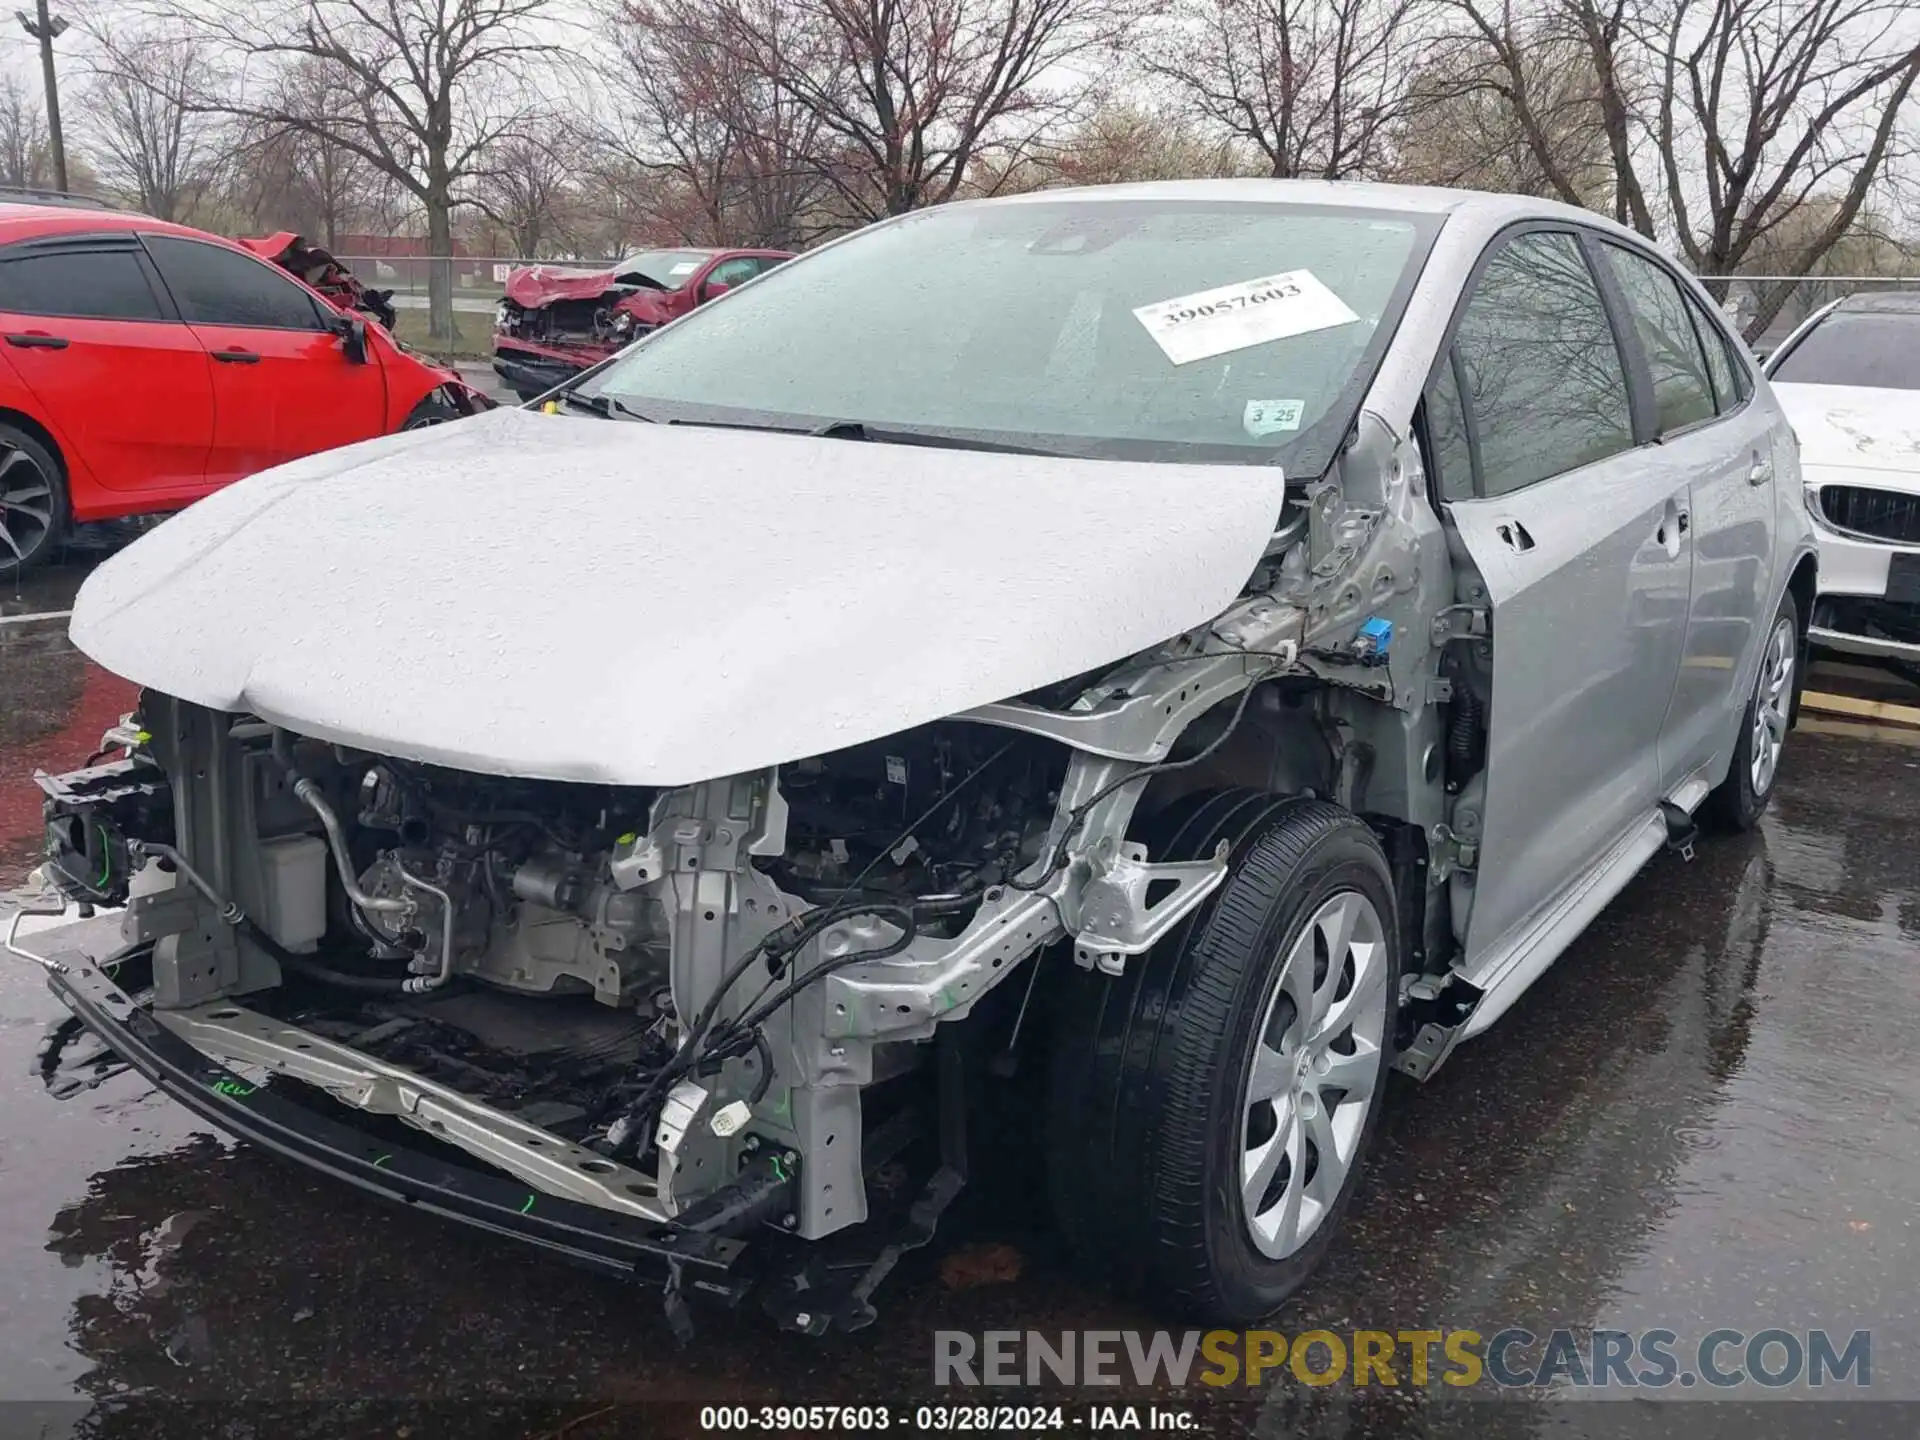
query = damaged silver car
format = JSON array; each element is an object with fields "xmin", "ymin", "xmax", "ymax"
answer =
[{"xmin": 19, "ymin": 181, "xmax": 1817, "ymax": 1333}]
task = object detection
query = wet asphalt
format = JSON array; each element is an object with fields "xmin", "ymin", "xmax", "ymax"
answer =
[{"xmin": 3, "ymin": 555, "xmax": 1920, "ymax": 1439}]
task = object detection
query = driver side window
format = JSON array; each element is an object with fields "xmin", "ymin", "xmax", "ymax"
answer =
[
  {"xmin": 143, "ymin": 235, "xmax": 329, "ymax": 331},
  {"xmin": 1428, "ymin": 231, "xmax": 1636, "ymax": 499},
  {"xmin": 707, "ymin": 258, "xmax": 763, "ymax": 290}
]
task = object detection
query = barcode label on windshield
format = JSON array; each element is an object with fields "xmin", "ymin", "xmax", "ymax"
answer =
[{"xmin": 1134, "ymin": 270, "xmax": 1359, "ymax": 365}]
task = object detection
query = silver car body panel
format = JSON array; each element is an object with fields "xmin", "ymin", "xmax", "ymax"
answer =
[{"xmin": 68, "ymin": 408, "xmax": 1289, "ymax": 786}]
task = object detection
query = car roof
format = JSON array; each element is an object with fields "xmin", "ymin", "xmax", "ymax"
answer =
[
  {"xmin": 970, "ymin": 177, "xmax": 1627, "ymax": 232},
  {"xmin": 0, "ymin": 204, "xmax": 268, "ymax": 253},
  {"xmin": 1832, "ymin": 289, "xmax": 1920, "ymax": 316}
]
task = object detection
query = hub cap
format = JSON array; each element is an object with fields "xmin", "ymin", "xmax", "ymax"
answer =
[
  {"xmin": 1239, "ymin": 889, "xmax": 1388, "ymax": 1260},
  {"xmin": 0, "ymin": 444, "xmax": 53, "ymax": 570},
  {"xmin": 1749, "ymin": 616, "xmax": 1796, "ymax": 796}
]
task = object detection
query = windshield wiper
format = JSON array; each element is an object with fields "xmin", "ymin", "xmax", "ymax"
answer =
[
  {"xmin": 553, "ymin": 390, "xmax": 653, "ymax": 421},
  {"xmin": 807, "ymin": 419, "xmax": 1065, "ymax": 457}
]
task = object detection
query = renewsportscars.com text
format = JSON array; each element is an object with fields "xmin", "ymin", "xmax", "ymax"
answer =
[{"xmin": 933, "ymin": 1328, "xmax": 1871, "ymax": 1390}]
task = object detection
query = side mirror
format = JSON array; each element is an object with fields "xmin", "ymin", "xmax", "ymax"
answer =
[
  {"xmin": 700, "ymin": 280, "xmax": 730, "ymax": 302},
  {"xmin": 333, "ymin": 313, "xmax": 369, "ymax": 364}
]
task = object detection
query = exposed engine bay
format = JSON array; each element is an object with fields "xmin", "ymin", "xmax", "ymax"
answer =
[
  {"xmin": 28, "ymin": 415, "xmax": 1468, "ymax": 1329},
  {"xmin": 495, "ymin": 294, "xmax": 648, "ymax": 352}
]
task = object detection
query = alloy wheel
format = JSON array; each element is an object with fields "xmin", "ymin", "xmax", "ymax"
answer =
[
  {"xmin": 1240, "ymin": 889, "xmax": 1389, "ymax": 1260},
  {"xmin": 0, "ymin": 443, "xmax": 54, "ymax": 570},
  {"xmin": 1749, "ymin": 616, "xmax": 1796, "ymax": 796}
]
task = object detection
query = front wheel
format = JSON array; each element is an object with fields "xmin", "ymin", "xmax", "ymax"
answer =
[
  {"xmin": 1702, "ymin": 590, "xmax": 1800, "ymax": 832},
  {"xmin": 401, "ymin": 393, "xmax": 463, "ymax": 429},
  {"xmin": 1047, "ymin": 793, "xmax": 1399, "ymax": 1322}
]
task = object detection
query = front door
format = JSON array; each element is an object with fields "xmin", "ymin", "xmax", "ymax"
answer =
[
  {"xmin": 1592, "ymin": 239, "xmax": 1778, "ymax": 790},
  {"xmin": 0, "ymin": 236, "xmax": 212, "ymax": 493},
  {"xmin": 141, "ymin": 234, "xmax": 389, "ymax": 482},
  {"xmin": 1429, "ymin": 229, "xmax": 1693, "ymax": 960}
]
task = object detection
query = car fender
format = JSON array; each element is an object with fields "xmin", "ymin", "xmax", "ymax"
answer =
[{"xmin": 373, "ymin": 336, "xmax": 494, "ymax": 428}]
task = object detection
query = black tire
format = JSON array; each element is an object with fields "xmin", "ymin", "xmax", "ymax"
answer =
[
  {"xmin": 1046, "ymin": 791, "xmax": 1400, "ymax": 1322},
  {"xmin": 0, "ymin": 421, "xmax": 67, "ymax": 579},
  {"xmin": 401, "ymin": 393, "xmax": 463, "ymax": 429},
  {"xmin": 1701, "ymin": 588, "xmax": 1800, "ymax": 833}
]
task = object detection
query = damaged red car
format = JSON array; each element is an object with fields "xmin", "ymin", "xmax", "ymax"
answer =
[
  {"xmin": 0, "ymin": 198, "xmax": 493, "ymax": 577},
  {"xmin": 241, "ymin": 231, "xmax": 400, "ymax": 331},
  {"xmin": 492, "ymin": 247, "xmax": 792, "ymax": 399}
]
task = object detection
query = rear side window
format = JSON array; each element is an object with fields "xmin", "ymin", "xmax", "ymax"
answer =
[
  {"xmin": 0, "ymin": 249, "xmax": 165, "ymax": 321},
  {"xmin": 144, "ymin": 235, "xmax": 328, "ymax": 330},
  {"xmin": 1600, "ymin": 243, "xmax": 1716, "ymax": 433},
  {"xmin": 1449, "ymin": 231, "xmax": 1634, "ymax": 497},
  {"xmin": 1685, "ymin": 292, "xmax": 1748, "ymax": 411}
]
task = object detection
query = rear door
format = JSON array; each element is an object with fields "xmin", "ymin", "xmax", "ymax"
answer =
[
  {"xmin": 141, "ymin": 234, "xmax": 389, "ymax": 482},
  {"xmin": 1429, "ymin": 228, "xmax": 1692, "ymax": 959},
  {"xmin": 0, "ymin": 234, "xmax": 212, "ymax": 492},
  {"xmin": 1594, "ymin": 240, "xmax": 1777, "ymax": 791}
]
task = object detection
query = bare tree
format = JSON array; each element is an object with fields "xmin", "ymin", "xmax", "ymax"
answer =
[
  {"xmin": 1390, "ymin": 36, "xmax": 1614, "ymax": 205},
  {"xmin": 0, "ymin": 74, "xmax": 57, "ymax": 191},
  {"xmin": 1146, "ymin": 0, "xmax": 1433, "ymax": 180},
  {"xmin": 139, "ymin": 0, "xmax": 568, "ymax": 338},
  {"xmin": 610, "ymin": 0, "xmax": 831, "ymax": 247},
  {"xmin": 1437, "ymin": 0, "xmax": 1920, "ymax": 337},
  {"xmin": 981, "ymin": 101, "xmax": 1248, "ymax": 189},
  {"xmin": 222, "ymin": 60, "xmax": 395, "ymax": 249},
  {"xmin": 472, "ymin": 130, "xmax": 576, "ymax": 255},
  {"xmin": 701, "ymin": 0, "xmax": 1140, "ymax": 224},
  {"xmin": 85, "ymin": 27, "xmax": 221, "ymax": 222}
]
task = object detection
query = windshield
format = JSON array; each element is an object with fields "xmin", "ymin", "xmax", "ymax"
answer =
[
  {"xmin": 1770, "ymin": 306, "xmax": 1920, "ymax": 391},
  {"xmin": 580, "ymin": 200, "xmax": 1439, "ymax": 469},
  {"xmin": 615, "ymin": 250, "xmax": 716, "ymax": 289}
]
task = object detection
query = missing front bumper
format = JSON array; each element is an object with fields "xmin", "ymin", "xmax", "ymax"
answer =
[{"xmin": 42, "ymin": 945, "xmax": 754, "ymax": 1300}]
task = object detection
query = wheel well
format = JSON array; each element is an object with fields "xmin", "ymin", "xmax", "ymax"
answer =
[
  {"xmin": 0, "ymin": 406, "xmax": 68, "ymax": 479},
  {"xmin": 1130, "ymin": 679, "xmax": 1338, "ymax": 826},
  {"xmin": 1785, "ymin": 552, "xmax": 1817, "ymax": 728},
  {"xmin": 1787, "ymin": 552, "xmax": 1817, "ymax": 639}
]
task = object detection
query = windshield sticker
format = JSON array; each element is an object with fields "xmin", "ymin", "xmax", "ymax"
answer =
[
  {"xmin": 1243, "ymin": 399, "xmax": 1305, "ymax": 437},
  {"xmin": 668, "ymin": 261, "xmax": 700, "ymax": 276},
  {"xmin": 1134, "ymin": 270, "xmax": 1360, "ymax": 365}
]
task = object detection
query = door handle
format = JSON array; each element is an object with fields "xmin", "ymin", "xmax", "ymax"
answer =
[
  {"xmin": 212, "ymin": 348, "xmax": 261, "ymax": 364},
  {"xmin": 1494, "ymin": 518, "xmax": 1536, "ymax": 553},
  {"xmin": 4, "ymin": 332, "xmax": 68, "ymax": 349},
  {"xmin": 1747, "ymin": 454, "xmax": 1773, "ymax": 486}
]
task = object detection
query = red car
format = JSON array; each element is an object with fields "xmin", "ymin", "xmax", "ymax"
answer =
[
  {"xmin": 0, "ymin": 196, "xmax": 492, "ymax": 577},
  {"xmin": 492, "ymin": 246, "xmax": 793, "ymax": 399}
]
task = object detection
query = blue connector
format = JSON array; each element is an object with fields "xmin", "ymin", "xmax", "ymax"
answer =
[{"xmin": 1352, "ymin": 616, "xmax": 1394, "ymax": 665}]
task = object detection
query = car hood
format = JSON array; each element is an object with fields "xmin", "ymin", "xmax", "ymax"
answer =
[
  {"xmin": 1772, "ymin": 382, "xmax": 1920, "ymax": 478},
  {"xmin": 506, "ymin": 264, "xmax": 672, "ymax": 308},
  {"xmin": 69, "ymin": 410, "xmax": 1288, "ymax": 786}
]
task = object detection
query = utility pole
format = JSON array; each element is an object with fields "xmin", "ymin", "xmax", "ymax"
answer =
[{"xmin": 16, "ymin": 0, "xmax": 69, "ymax": 193}]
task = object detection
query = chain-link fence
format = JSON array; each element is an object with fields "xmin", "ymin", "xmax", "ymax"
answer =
[{"xmin": 334, "ymin": 256, "xmax": 626, "ymax": 315}]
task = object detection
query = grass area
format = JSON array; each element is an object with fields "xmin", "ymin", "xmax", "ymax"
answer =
[{"xmin": 390, "ymin": 308, "xmax": 493, "ymax": 360}]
